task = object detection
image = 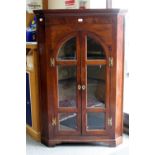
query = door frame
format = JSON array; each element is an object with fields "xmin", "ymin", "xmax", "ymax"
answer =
[{"xmin": 49, "ymin": 31, "xmax": 111, "ymax": 137}]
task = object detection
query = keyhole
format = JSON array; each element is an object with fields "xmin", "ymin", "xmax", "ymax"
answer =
[{"xmin": 78, "ymin": 18, "xmax": 83, "ymax": 22}]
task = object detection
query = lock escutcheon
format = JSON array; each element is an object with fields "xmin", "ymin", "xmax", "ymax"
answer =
[{"xmin": 39, "ymin": 18, "xmax": 43, "ymax": 22}]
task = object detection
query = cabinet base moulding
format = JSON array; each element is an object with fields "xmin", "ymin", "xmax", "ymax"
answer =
[
  {"xmin": 41, "ymin": 136, "xmax": 122, "ymax": 147},
  {"xmin": 26, "ymin": 125, "xmax": 41, "ymax": 141}
]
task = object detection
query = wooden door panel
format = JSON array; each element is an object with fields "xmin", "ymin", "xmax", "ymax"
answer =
[
  {"xmin": 49, "ymin": 26, "xmax": 77, "ymax": 51},
  {"xmin": 47, "ymin": 25, "xmax": 111, "ymax": 137}
]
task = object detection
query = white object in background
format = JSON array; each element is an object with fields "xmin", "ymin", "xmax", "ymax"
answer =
[
  {"xmin": 65, "ymin": 0, "xmax": 75, "ymax": 6},
  {"xmin": 26, "ymin": 0, "xmax": 43, "ymax": 13},
  {"xmin": 48, "ymin": 0, "xmax": 90, "ymax": 9},
  {"xmin": 65, "ymin": 0, "xmax": 77, "ymax": 9},
  {"xmin": 48, "ymin": 0, "xmax": 77, "ymax": 9}
]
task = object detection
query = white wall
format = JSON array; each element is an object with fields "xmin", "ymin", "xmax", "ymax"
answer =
[
  {"xmin": 113, "ymin": 0, "xmax": 130, "ymax": 114},
  {"xmin": 48, "ymin": 0, "xmax": 66, "ymax": 9},
  {"xmin": 90, "ymin": 0, "xmax": 106, "ymax": 8}
]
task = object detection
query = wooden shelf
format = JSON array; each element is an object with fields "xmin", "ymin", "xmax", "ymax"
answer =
[
  {"xmin": 26, "ymin": 42, "xmax": 37, "ymax": 50},
  {"xmin": 26, "ymin": 44, "xmax": 40, "ymax": 141},
  {"xmin": 26, "ymin": 0, "xmax": 48, "ymax": 142},
  {"xmin": 26, "ymin": 42, "xmax": 37, "ymax": 45}
]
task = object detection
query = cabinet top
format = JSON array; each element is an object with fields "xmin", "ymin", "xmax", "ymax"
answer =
[{"xmin": 34, "ymin": 9, "xmax": 126, "ymax": 16}]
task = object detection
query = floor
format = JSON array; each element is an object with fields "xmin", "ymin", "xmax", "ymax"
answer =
[{"xmin": 26, "ymin": 134, "xmax": 129, "ymax": 155}]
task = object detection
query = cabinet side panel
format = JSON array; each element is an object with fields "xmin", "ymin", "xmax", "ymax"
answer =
[
  {"xmin": 45, "ymin": 25, "xmax": 57, "ymax": 139},
  {"xmin": 36, "ymin": 15, "xmax": 49, "ymax": 139},
  {"xmin": 115, "ymin": 15, "xmax": 125, "ymax": 138}
]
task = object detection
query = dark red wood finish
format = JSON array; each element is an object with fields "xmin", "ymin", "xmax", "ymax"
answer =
[{"xmin": 34, "ymin": 9, "xmax": 126, "ymax": 147}]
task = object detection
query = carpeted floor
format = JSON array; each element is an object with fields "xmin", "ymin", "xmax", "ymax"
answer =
[{"xmin": 26, "ymin": 134, "xmax": 129, "ymax": 155}]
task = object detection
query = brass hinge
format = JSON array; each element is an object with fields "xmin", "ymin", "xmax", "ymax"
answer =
[
  {"xmin": 52, "ymin": 117, "xmax": 56, "ymax": 126},
  {"xmin": 109, "ymin": 57, "xmax": 113, "ymax": 67},
  {"xmin": 50, "ymin": 57, "xmax": 55, "ymax": 67},
  {"xmin": 108, "ymin": 117, "xmax": 112, "ymax": 127}
]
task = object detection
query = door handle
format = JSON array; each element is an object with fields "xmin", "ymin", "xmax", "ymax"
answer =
[
  {"xmin": 78, "ymin": 85, "xmax": 86, "ymax": 90},
  {"xmin": 78, "ymin": 84, "xmax": 81, "ymax": 90},
  {"xmin": 82, "ymin": 85, "xmax": 86, "ymax": 90}
]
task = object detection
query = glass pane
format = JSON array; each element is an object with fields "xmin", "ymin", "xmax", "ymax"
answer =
[
  {"xmin": 87, "ymin": 112, "xmax": 105, "ymax": 130},
  {"xmin": 87, "ymin": 36, "xmax": 106, "ymax": 59},
  {"xmin": 59, "ymin": 113, "xmax": 77, "ymax": 131},
  {"xmin": 58, "ymin": 65, "xmax": 76, "ymax": 107},
  {"xmin": 87, "ymin": 65, "xmax": 106, "ymax": 108},
  {"xmin": 58, "ymin": 37, "xmax": 76, "ymax": 60}
]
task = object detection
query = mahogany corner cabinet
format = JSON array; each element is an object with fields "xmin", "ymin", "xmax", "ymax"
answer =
[{"xmin": 34, "ymin": 9, "xmax": 126, "ymax": 147}]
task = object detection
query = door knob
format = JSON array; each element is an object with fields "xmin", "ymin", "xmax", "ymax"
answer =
[
  {"xmin": 78, "ymin": 85, "xmax": 81, "ymax": 90},
  {"xmin": 82, "ymin": 85, "xmax": 86, "ymax": 90}
]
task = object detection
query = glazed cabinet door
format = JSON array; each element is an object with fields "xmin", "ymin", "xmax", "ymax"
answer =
[
  {"xmin": 48, "ymin": 30, "xmax": 111, "ymax": 137},
  {"xmin": 81, "ymin": 32, "xmax": 111, "ymax": 135},
  {"xmin": 50, "ymin": 32, "xmax": 82, "ymax": 136}
]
